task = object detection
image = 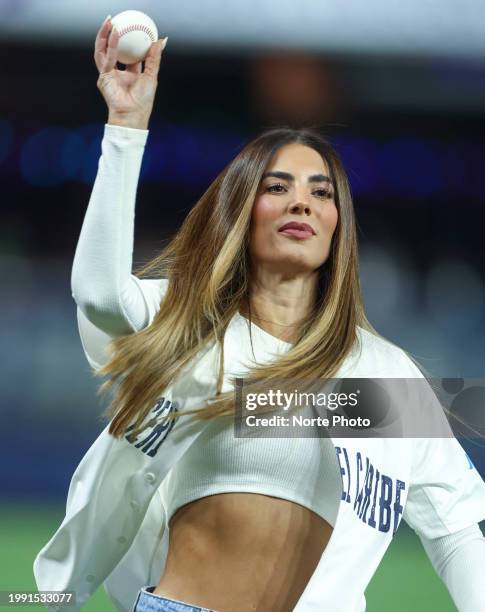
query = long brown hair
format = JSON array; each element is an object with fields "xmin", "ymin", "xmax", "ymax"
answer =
[{"xmin": 94, "ymin": 126, "xmax": 382, "ymax": 439}]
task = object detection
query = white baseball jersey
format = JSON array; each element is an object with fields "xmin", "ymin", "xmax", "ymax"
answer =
[
  {"xmin": 34, "ymin": 124, "xmax": 485, "ymax": 611},
  {"xmin": 33, "ymin": 283, "xmax": 485, "ymax": 611}
]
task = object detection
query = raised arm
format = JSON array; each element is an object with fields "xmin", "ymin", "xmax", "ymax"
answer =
[{"xmin": 71, "ymin": 17, "xmax": 168, "ymax": 337}]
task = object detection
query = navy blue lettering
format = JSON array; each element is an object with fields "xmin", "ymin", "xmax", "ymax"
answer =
[
  {"xmin": 332, "ymin": 447, "xmax": 407, "ymax": 534},
  {"xmin": 359, "ymin": 464, "xmax": 374, "ymax": 523},
  {"xmin": 353, "ymin": 452, "xmax": 363, "ymax": 511},
  {"xmin": 335, "ymin": 447, "xmax": 348, "ymax": 501},
  {"xmin": 342, "ymin": 447, "xmax": 352, "ymax": 503},
  {"xmin": 393, "ymin": 479, "xmax": 405, "ymax": 534},
  {"xmin": 378, "ymin": 475, "xmax": 393, "ymax": 533},
  {"xmin": 367, "ymin": 468, "xmax": 380, "ymax": 528},
  {"xmin": 125, "ymin": 398, "xmax": 178, "ymax": 457},
  {"xmin": 355, "ymin": 457, "xmax": 369, "ymax": 516}
]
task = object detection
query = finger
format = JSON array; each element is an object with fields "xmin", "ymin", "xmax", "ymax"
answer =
[
  {"xmin": 126, "ymin": 61, "xmax": 142, "ymax": 75},
  {"xmin": 94, "ymin": 15, "xmax": 111, "ymax": 49},
  {"xmin": 94, "ymin": 17, "xmax": 112, "ymax": 71},
  {"xmin": 143, "ymin": 38, "xmax": 167, "ymax": 79},
  {"xmin": 102, "ymin": 26, "xmax": 120, "ymax": 74}
]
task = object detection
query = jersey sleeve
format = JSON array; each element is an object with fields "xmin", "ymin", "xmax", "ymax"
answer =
[
  {"xmin": 71, "ymin": 122, "xmax": 152, "ymax": 337},
  {"xmin": 403, "ymin": 435, "xmax": 485, "ymax": 539},
  {"xmin": 69, "ymin": 122, "xmax": 172, "ymax": 370},
  {"xmin": 419, "ymin": 523, "xmax": 485, "ymax": 612},
  {"xmin": 76, "ymin": 276, "xmax": 169, "ymax": 370},
  {"xmin": 391, "ymin": 350, "xmax": 485, "ymax": 539}
]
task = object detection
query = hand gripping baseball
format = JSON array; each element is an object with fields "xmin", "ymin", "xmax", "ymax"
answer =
[{"xmin": 94, "ymin": 17, "xmax": 168, "ymax": 129}]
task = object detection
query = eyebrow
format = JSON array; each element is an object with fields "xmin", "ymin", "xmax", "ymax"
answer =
[{"xmin": 261, "ymin": 170, "xmax": 334, "ymax": 185}]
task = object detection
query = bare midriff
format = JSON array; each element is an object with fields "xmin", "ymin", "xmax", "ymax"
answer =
[{"xmin": 154, "ymin": 492, "xmax": 333, "ymax": 612}]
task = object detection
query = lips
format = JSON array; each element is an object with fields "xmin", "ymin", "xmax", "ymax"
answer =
[{"xmin": 278, "ymin": 221, "xmax": 316, "ymax": 235}]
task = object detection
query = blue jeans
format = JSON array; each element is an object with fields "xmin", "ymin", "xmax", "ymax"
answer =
[{"xmin": 133, "ymin": 586, "xmax": 220, "ymax": 612}]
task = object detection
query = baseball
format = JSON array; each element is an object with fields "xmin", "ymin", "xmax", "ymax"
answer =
[{"xmin": 110, "ymin": 10, "xmax": 158, "ymax": 65}]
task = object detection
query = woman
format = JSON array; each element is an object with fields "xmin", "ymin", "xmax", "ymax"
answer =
[{"xmin": 34, "ymin": 16, "xmax": 485, "ymax": 612}]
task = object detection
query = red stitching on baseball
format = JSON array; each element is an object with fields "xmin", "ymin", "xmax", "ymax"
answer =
[{"xmin": 117, "ymin": 23, "xmax": 156, "ymax": 41}]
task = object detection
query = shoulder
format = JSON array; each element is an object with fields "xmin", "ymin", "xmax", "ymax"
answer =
[
  {"xmin": 356, "ymin": 326, "xmax": 406, "ymax": 358},
  {"xmin": 341, "ymin": 325, "xmax": 424, "ymax": 379}
]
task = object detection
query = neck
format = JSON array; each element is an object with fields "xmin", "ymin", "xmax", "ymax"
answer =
[
  {"xmin": 238, "ymin": 295, "xmax": 315, "ymax": 344},
  {"xmin": 242, "ymin": 277, "xmax": 317, "ymax": 325}
]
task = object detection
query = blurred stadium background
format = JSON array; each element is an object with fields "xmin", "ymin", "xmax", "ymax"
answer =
[{"xmin": 1, "ymin": 1, "xmax": 485, "ymax": 610}]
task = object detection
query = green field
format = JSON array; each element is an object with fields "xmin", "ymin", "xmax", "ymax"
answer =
[{"xmin": 1, "ymin": 502, "xmax": 458, "ymax": 611}]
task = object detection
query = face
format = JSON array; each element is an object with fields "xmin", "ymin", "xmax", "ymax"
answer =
[{"xmin": 249, "ymin": 143, "xmax": 338, "ymax": 277}]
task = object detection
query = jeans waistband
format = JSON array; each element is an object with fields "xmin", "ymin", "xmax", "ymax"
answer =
[{"xmin": 133, "ymin": 585, "xmax": 220, "ymax": 612}]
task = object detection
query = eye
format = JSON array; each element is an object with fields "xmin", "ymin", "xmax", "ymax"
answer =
[
  {"xmin": 314, "ymin": 188, "xmax": 334, "ymax": 199},
  {"xmin": 266, "ymin": 183, "xmax": 287, "ymax": 193},
  {"xmin": 266, "ymin": 184, "xmax": 334, "ymax": 199}
]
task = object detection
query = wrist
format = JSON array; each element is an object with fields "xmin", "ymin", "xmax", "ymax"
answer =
[{"xmin": 107, "ymin": 111, "xmax": 150, "ymax": 130}]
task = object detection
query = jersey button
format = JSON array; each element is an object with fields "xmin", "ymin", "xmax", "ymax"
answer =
[
  {"xmin": 130, "ymin": 500, "xmax": 140, "ymax": 511},
  {"xmin": 116, "ymin": 535, "xmax": 127, "ymax": 545},
  {"xmin": 144, "ymin": 472, "xmax": 156, "ymax": 484},
  {"xmin": 86, "ymin": 574, "xmax": 95, "ymax": 583}
]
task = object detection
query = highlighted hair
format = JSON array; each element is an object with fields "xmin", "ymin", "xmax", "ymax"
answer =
[{"xmin": 95, "ymin": 126, "xmax": 383, "ymax": 439}]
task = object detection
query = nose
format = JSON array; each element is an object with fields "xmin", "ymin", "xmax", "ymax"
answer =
[
  {"xmin": 289, "ymin": 184, "xmax": 313, "ymax": 215},
  {"xmin": 289, "ymin": 200, "xmax": 312, "ymax": 215}
]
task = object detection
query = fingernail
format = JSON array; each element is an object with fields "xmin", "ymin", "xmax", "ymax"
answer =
[
  {"xmin": 161, "ymin": 36, "xmax": 168, "ymax": 50},
  {"xmin": 104, "ymin": 14, "xmax": 111, "ymax": 24}
]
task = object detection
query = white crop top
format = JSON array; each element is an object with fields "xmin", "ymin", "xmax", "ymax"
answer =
[
  {"xmin": 71, "ymin": 123, "xmax": 343, "ymax": 528},
  {"xmin": 160, "ymin": 391, "xmax": 342, "ymax": 526}
]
